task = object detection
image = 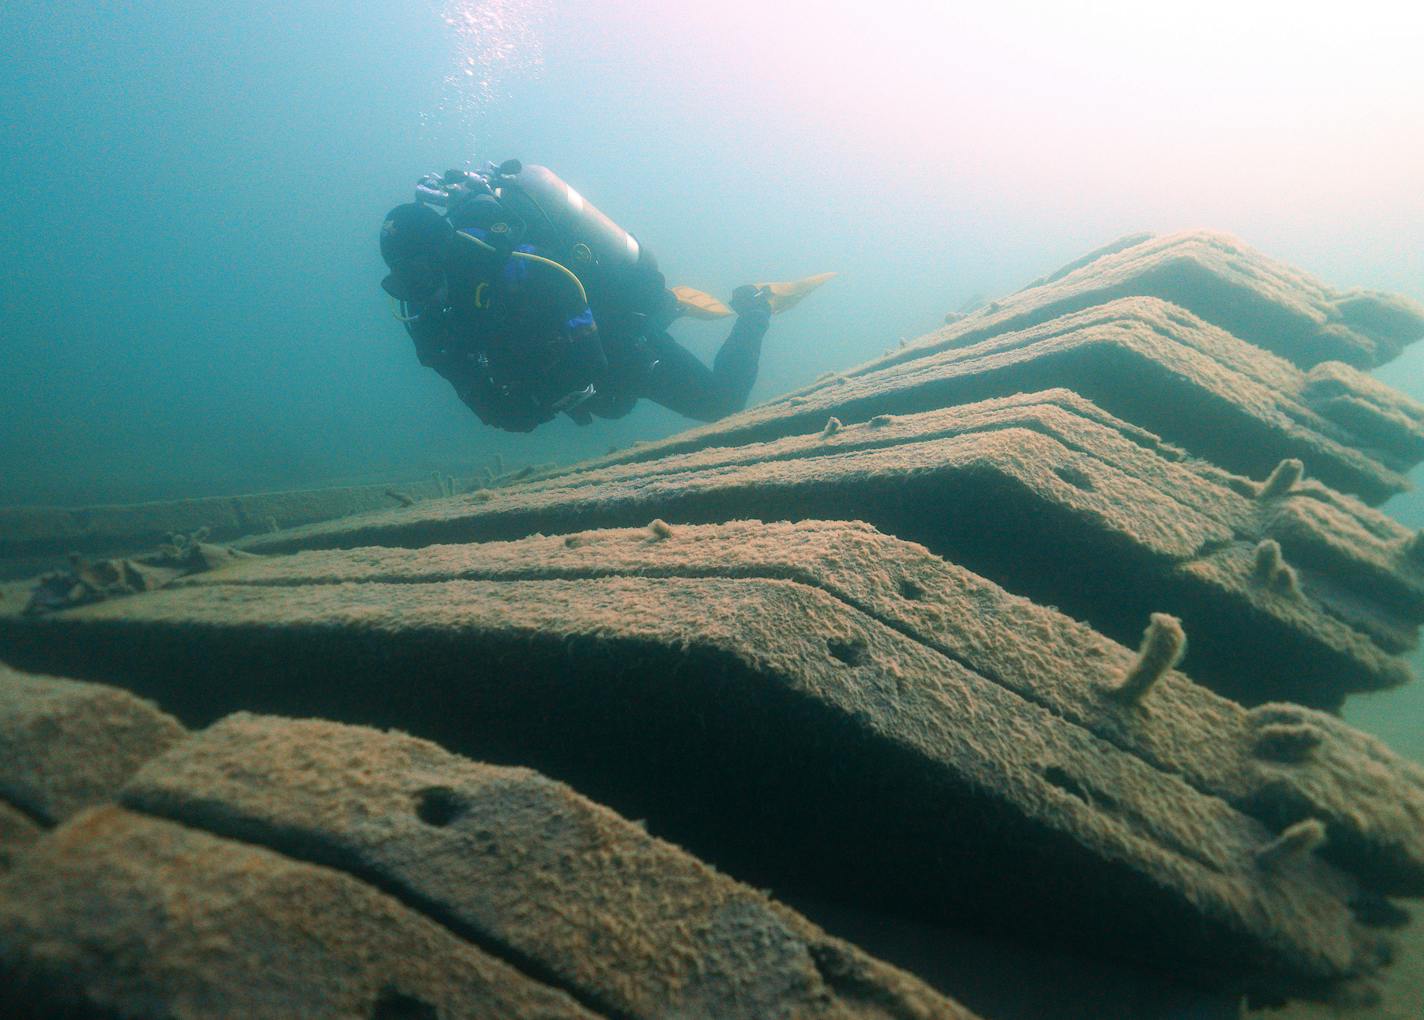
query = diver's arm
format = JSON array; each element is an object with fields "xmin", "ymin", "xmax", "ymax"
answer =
[
  {"xmin": 548, "ymin": 307, "xmax": 607, "ymax": 413},
  {"xmin": 483, "ymin": 312, "xmax": 606, "ymax": 431},
  {"xmin": 455, "ymin": 377, "xmax": 552, "ymax": 433},
  {"xmin": 469, "ymin": 310, "xmax": 605, "ymax": 431},
  {"xmin": 408, "ymin": 257, "xmax": 608, "ymax": 432},
  {"xmin": 433, "ymin": 333, "xmax": 577, "ymax": 434},
  {"xmin": 397, "ymin": 308, "xmax": 539, "ymax": 431}
]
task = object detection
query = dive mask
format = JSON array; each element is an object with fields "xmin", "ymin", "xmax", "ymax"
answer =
[{"xmin": 381, "ymin": 255, "xmax": 446, "ymax": 303}]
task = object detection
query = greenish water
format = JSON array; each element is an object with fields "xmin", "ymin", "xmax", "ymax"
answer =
[{"xmin": 1345, "ymin": 639, "xmax": 1424, "ymax": 765}]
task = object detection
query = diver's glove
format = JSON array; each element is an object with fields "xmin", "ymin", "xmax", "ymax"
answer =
[
  {"xmin": 487, "ymin": 393, "xmax": 555, "ymax": 433},
  {"xmin": 456, "ymin": 376, "xmax": 554, "ymax": 434},
  {"xmin": 729, "ymin": 285, "xmax": 773, "ymax": 323}
]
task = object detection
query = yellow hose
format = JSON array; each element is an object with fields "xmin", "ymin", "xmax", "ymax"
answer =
[
  {"xmin": 509, "ymin": 250, "xmax": 590, "ymax": 308},
  {"xmin": 455, "ymin": 230, "xmax": 590, "ymax": 308}
]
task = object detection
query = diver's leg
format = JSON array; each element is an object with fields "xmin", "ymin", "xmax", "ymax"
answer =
[
  {"xmin": 708, "ymin": 302, "xmax": 772, "ymax": 411},
  {"xmin": 636, "ymin": 335, "xmax": 729, "ymax": 422},
  {"xmin": 637, "ymin": 301, "xmax": 773, "ymax": 421}
]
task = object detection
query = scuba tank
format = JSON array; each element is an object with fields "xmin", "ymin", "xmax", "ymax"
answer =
[
  {"xmin": 415, "ymin": 161, "xmax": 666, "ymax": 324},
  {"xmin": 492, "ymin": 161, "xmax": 648, "ymax": 275},
  {"xmin": 415, "ymin": 161, "xmax": 653, "ymax": 275}
]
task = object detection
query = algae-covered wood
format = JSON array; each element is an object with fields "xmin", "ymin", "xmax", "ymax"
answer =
[
  {"xmin": 0, "ymin": 474, "xmax": 474, "ymax": 580},
  {"xmin": 0, "ymin": 803, "xmax": 39, "ymax": 875},
  {"xmin": 0, "ymin": 559, "xmax": 1385, "ymax": 989},
  {"xmin": 909, "ymin": 230, "xmax": 1424, "ymax": 370},
  {"xmin": 0, "ymin": 662, "xmax": 186, "ymax": 825},
  {"xmin": 120, "ymin": 713, "xmax": 977, "ymax": 1020},
  {"xmin": 182, "ymin": 519, "xmax": 1424, "ymax": 894},
  {"xmin": 229, "ymin": 395, "xmax": 1419, "ymax": 706},
  {"xmin": 554, "ymin": 299, "xmax": 1424, "ymax": 504},
  {"xmin": 0, "ymin": 805, "xmax": 603, "ymax": 1020}
]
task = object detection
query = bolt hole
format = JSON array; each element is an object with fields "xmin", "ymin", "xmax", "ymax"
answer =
[
  {"xmin": 1053, "ymin": 464, "xmax": 1095, "ymax": 491},
  {"xmin": 898, "ymin": 577, "xmax": 925, "ymax": 601},
  {"xmin": 372, "ymin": 987, "xmax": 438, "ymax": 1020},
  {"xmin": 1350, "ymin": 892, "xmax": 1411, "ymax": 930},
  {"xmin": 828, "ymin": 637, "xmax": 868, "ymax": 667},
  {"xmin": 1043, "ymin": 766, "xmax": 1086, "ymax": 802},
  {"xmin": 414, "ymin": 786, "xmax": 464, "ymax": 828},
  {"xmin": 1043, "ymin": 766, "xmax": 1116, "ymax": 812}
]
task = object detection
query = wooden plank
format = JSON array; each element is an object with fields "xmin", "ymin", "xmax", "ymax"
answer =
[
  {"xmin": 223, "ymin": 397, "xmax": 1417, "ymax": 706},
  {"xmin": 0, "ymin": 570, "xmax": 1382, "ymax": 990},
  {"xmin": 915, "ymin": 230, "xmax": 1424, "ymax": 370},
  {"xmin": 120, "ymin": 714, "xmax": 978, "ymax": 1020},
  {"xmin": 552, "ymin": 299, "xmax": 1423, "ymax": 504},
  {"xmin": 178, "ymin": 520, "xmax": 1424, "ymax": 895},
  {"xmin": 0, "ymin": 474, "xmax": 475, "ymax": 580},
  {"xmin": 0, "ymin": 805, "xmax": 602, "ymax": 1020},
  {"xmin": 0, "ymin": 803, "xmax": 39, "ymax": 875},
  {"xmin": 0, "ymin": 662, "xmax": 185, "ymax": 824}
]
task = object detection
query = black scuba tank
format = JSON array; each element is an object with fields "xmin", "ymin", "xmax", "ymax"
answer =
[
  {"xmin": 419, "ymin": 161, "xmax": 671, "ymax": 327},
  {"xmin": 487, "ymin": 160, "xmax": 656, "ymax": 277}
]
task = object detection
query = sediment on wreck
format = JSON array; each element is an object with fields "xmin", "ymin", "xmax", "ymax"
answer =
[
  {"xmin": 0, "ymin": 701, "xmax": 979, "ymax": 1019},
  {"xmin": 2, "ymin": 231, "xmax": 1422, "ymax": 1017},
  {"xmin": 225, "ymin": 395, "xmax": 1420, "ymax": 708},
  {"xmin": 0, "ymin": 551, "xmax": 1388, "ymax": 994},
  {"xmin": 538, "ymin": 298, "xmax": 1424, "ymax": 504},
  {"xmin": 167, "ymin": 520, "xmax": 1424, "ymax": 894},
  {"xmin": 115, "ymin": 713, "xmax": 977, "ymax": 1020},
  {"xmin": 905, "ymin": 230, "xmax": 1424, "ymax": 371},
  {"xmin": 0, "ymin": 662, "xmax": 186, "ymax": 826},
  {"xmin": 0, "ymin": 806, "xmax": 606, "ymax": 1020},
  {"xmin": 0, "ymin": 803, "xmax": 40, "ymax": 875},
  {"xmin": 0, "ymin": 661, "xmax": 188, "ymax": 888},
  {"xmin": 0, "ymin": 474, "xmax": 475, "ymax": 581}
]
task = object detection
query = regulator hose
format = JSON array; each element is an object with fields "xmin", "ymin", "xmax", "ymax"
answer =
[{"xmin": 456, "ymin": 230, "xmax": 590, "ymax": 309}]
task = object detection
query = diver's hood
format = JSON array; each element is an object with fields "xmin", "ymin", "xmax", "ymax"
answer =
[
  {"xmin": 381, "ymin": 202, "xmax": 458, "ymax": 302},
  {"xmin": 380, "ymin": 203, "xmax": 454, "ymax": 266}
]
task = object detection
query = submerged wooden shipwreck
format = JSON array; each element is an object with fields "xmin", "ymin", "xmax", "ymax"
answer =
[{"xmin": 2, "ymin": 230, "xmax": 1423, "ymax": 1018}]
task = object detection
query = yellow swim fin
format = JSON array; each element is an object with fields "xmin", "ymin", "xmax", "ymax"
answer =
[
  {"xmin": 672, "ymin": 273, "xmax": 836, "ymax": 320},
  {"xmin": 671, "ymin": 285, "xmax": 735, "ymax": 320},
  {"xmin": 753, "ymin": 272, "xmax": 837, "ymax": 314}
]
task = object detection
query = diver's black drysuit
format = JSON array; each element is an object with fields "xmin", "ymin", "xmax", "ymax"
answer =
[
  {"xmin": 584, "ymin": 306, "xmax": 773, "ymax": 425},
  {"xmin": 390, "ymin": 203, "xmax": 772, "ymax": 434}
]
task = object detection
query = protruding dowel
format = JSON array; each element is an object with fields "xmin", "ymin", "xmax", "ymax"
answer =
[
  {"xmin": 1110, "ymin": 613, "xmax": 1186, "ymax": 704},
  {"xmin": 1252, "ymin": 540, "xmax": 1300, "ymax": 597},
  {"xmin": 1252, "ymin": 722, "xmax": 1325, "ymax": 762},
  {"xmin": 1255, "ymin": 819, "xmax": 1327, "ymax": 870},
  {"xmin": 1257, "ymin": 458, "xmax": 1304, "ymax": 499}
]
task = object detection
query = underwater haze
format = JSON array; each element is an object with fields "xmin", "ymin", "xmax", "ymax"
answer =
[{"xmin": 2, "ymin": 0, "xmax": 1420, "ymax": 508}]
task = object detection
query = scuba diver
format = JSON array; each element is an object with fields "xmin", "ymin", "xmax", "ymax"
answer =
[{"xmin": 379, "ymin": 161, "xmax": 831, "ymax": 432}]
